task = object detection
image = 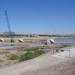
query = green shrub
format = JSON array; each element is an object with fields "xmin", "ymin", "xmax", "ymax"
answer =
[
  {"xmin": 19, "ymin": 49, "xmax": 44, "ymax": 61},
  {"xmin": 19, "ymin": 51, "xmax": 34, "ymax": 61},
  {"xmin": 34, "ymin": 49, "xmax": 44, "ymax": 55},
  {"xmin": 7, "ymin": 48, "xmax": 44, "ymax": 61},
  {"xmin": 7, "ymin": 54, "xmax": 19, "ymax": 60}
]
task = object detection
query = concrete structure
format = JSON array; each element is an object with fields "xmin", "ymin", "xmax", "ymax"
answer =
[
  {"xmin": 0, "ymin": 38, "xmax": 4, "ymax": 42},
  {"xmin": 40, "ymin": 39, "xmax": 55, "ymax": 46},
  {"xmin": 0, "ymin": 36, "xmax": 55, "ymax": 43}
]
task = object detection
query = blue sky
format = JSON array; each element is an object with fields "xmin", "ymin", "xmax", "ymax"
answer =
[{"xmin": 0, "ymin": 0, "xmax": 75, "ymax": 34}]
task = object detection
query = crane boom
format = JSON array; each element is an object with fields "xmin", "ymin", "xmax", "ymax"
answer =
[
  {"xmin": 5, "ymin": 10, "xmax": 11, "ymax": 37},
  {"xmin": 5, "ymin": 10, "xmax": 14, "ymax": 43}
]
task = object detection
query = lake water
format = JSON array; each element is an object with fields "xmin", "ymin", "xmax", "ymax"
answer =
[{"xmin": 55, "ymin": 37, "xmax": 75, "ymax": 44}]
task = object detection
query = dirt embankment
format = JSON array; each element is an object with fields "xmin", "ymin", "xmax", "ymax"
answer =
[{"xmin": 20, "ymin": 58, "xmax": 75, "ymax": 75}]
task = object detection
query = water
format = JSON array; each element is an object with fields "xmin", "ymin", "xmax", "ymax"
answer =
[{"xmin": 55, "ymin": 37, "xmax": 75, "ymax": 44}]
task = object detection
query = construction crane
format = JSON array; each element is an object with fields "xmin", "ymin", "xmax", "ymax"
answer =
[{"xmin": 5, "ymin": 10, "xmax": 14, "ymax": 43}]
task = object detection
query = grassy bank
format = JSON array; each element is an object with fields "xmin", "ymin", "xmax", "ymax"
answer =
[{"xmin": 7, "ymin": 47, "xmax": 44, "ymax": 61}]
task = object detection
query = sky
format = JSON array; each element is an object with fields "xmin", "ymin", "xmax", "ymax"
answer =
[{"xmin": 0, "ymin": 0, "xmax": 75, "ymax": 34}]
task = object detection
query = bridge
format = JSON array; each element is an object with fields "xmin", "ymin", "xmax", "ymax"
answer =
[{"xmin": 0, "ymin": 36, "xmax": 55, "ymax": 43}]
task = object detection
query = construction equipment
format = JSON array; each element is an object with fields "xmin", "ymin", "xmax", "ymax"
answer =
[{"xmin": 5, "ymin": 10, "xmax": 14, "ymax": 42}]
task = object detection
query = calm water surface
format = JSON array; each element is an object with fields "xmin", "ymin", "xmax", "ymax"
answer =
[{"xmin": 55, "ymin": 37, "xmax": 75, "ymax": 44}]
